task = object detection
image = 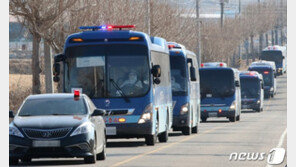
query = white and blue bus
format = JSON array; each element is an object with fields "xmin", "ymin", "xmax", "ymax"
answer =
[
  {"xmin": 261, "ymin": 45, "xmax": 287, "ymax": 75},
  {"xmin": 53, "ymin": 25, "xmax": 173, "ymax": 146},
  {"xmin": 199, "ymin": 66, "xmax": 241, "ymax": 122},
  {"xmin": 168, "ymin": 42, "xmax": 200, "ymax": 135}
]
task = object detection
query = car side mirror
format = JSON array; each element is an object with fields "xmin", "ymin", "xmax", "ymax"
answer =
[
  {"xmin": 151, "ymin": 65, "xmax": 161, "ymax": 78},
  {"xmin": 9, "ymin": 110, "xmax": 14, "ymax": 118},
  {"xmin": 235, "ymin": 81, "xmax": 240, "ymax": 87},
  {"xmin": 190, "ymin": 66, "xmax": 197, "ymax": 81},
  {"xmin": 92, "ymin": 109, "xmax": 106, "ymax": 116}
]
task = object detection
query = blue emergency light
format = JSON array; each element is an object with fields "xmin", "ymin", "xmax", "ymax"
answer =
[{"xmin": 79, "ymin": 25, "xmax": 135, "ymax": 31}]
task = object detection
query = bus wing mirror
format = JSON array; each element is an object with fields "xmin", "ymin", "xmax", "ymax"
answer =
[
  {"xmin": 235, "ymin": 81, "xmax": 240, "ymax": 87},
  {"xmin": 9, "ymin": 110, "xmax": 14, "ymax": 118},
  {"xmin": 53, "ymin": 63, "xmax": 60, "ymax": 83},
  {"xmin": 190, "ymin": 66, "xmax": 197, "ymax": 81},
  {"xmin": 151, "ymin": 65, "xmax": 161, "ymax": 78},
  {"xmin": 54, "ymin": 54, "xmax": 65, "ymax": 63}
]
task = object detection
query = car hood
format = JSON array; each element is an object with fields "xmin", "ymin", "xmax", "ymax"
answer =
[{"xmin": 13, "ymin": 115, "xmax": 88, "ymax": 129}]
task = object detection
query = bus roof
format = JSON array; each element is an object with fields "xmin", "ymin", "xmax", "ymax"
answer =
[
  {"xmin": 263, "ymin": 45, "xmax": 286, "ymax": 52},
  {"xmin": 64, "ymin": 29, "xmax": 168, "ymax": 54}
]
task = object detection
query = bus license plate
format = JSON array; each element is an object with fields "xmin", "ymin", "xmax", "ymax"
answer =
[
  {"xmin": 106, "ymin": 127, "xmax": 116, "ymax": 135},
  {"xmin": 208, "ymin": 112, "xmax": 217, "ymax": 117},
  {"xmin": 33, "ymin": 140, "xmax": 60, "ymax": 147}
]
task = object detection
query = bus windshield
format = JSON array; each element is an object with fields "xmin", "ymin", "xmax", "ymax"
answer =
[
  {"xmin": 170, "ymin": 56, "xmax": 188, "ymax": 96},
  {"xmin": 261, "ymin": 51, "xmax": 283, "ymax": 66},
  {"xmin": 249, "ymin": 68, "xmax": 273, "ymax": 86},
  {"xmin": 65, "ymin": 44, "xmax": 150, "ymax": 98},
  {"xmin": 200, "ymin": 69, "xmax": 235, "ymax": 98},
  {"xmin": 240, "ymin": 78, "xmax": 260, "ymax": 99}
]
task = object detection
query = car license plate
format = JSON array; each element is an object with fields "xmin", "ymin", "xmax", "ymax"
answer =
[
  {"xmin": 242, "ymin": 105, "xmax": 248, "ymax": 109},
  {"xmin": 208, "ymin": 112, "xmax": 217, "ymax": 117},
  {"xmin": 33, "ymin": 140, "xmax": 60, "ymax": 147},
  {"xmin": 106, "ymin": 127, "xmax": 116, "ymax": 136}
]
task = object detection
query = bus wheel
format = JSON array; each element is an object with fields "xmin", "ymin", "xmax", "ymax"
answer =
[
  {"xmin": 201, "ymin": 117, "xmax": 207, "ymax": 122},
  {"xmin": 271, "ymin": 93, "xmax": 274, "ymax": 98},
  {"xmin": 182, "ymin": 127, "xmax": 191, "ymax": 135},
  {"xmin": 158, "ymin": 130, "xmax": 168, "ymax": 142},
  {"xmin": 229, "ymin": 116, "xmax": 236, "ymax": 122},
  {"xmin": 192, "ymin": 125, "xmax": 198, "ymax": 134},
  {"xmin": 236, "ymin": 115, "xmax": 240, "ymax": 121},
  {"xmin": 145, "ymin": 134, "xmax": 157, "ymax": 146}
]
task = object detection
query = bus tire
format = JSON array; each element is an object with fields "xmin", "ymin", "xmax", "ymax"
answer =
[
  {"xmin": 229, "ymin": 116, "xmax": 236, "ymax": 122},
  {"xmin": 145, "ymin": 134, "xmax": 157, "ymax": 146},
  {"xmin": 201, "ymin": 117, "xmax": 207, "ymax": 122},
  {"xmin": 182, "ymin": 127, "xmax": 191, "ymax": 135},
  {"xmin": 192, "ymin": 125, "xmax": 198, "ymax": 134},
  {"xmin": 271, "ymin": 93, "xmax": 274, "ymax": 98},
  {"xmin": 236, "ymin": 115, "xmax": 240, "ymax": 121},
  {"xmin": 158, "ymin": 130, "xmax": 168, "ymax": 143}
]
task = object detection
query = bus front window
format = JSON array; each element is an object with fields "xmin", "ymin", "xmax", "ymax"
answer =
[
  {"xmin": 241, "ymin": 78, "xmax": 260, "ymax": 98},
  {"xmin": 200, "ymin": 69, "xmax": 235, "ymax": 99}
]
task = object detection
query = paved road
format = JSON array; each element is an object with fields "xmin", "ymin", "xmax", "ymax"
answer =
[{"xmin": 12, "ymin": 74, "xmax": 287, "ymax": 167}]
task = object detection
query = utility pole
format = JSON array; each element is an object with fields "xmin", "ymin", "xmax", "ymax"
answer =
[
  {"xmin": 44, "ymin": 41, "xmax": 53, "ymax": 93},
  {"xmin": 196, "ymin": 0, "xmax": 201, "ymax": 65},
  {"xmin": 146, "ymin": 0, "xmax": 151, "ymax": 35},
  {"xmin": 220, "ymin": 0, "xmax": 224, "ymax": 28}
]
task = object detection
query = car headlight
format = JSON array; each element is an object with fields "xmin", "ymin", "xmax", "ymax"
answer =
[
  {"xmin": 180, "ymin": 103, "xmax": 189, "ymax": 115},
  {"xmin": 229, "ymin": 101, "xmax": 236, "ymax": 110},
  {"xmin": 70, "ymin": 122, "xmax": 94, "ymax": 137},
  {"xmin": 138, "ymin": 103, "xmax": 153, "ymax": 124},
  {"xmin": 9, "ymin": 124, "xmax": 24, "ymax": 138}
]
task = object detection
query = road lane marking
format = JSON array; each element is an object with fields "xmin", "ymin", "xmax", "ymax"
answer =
[
  {"xmin": 111, "ymin": 125, "xmax": 229, "ymax": 167},
  {"xmin": 112, "ymin": 94, "xmax": 276, "ymax": 167},
  {"xmin": 266, "ymin": 128, "xmax": 287, "ymax": 167}
]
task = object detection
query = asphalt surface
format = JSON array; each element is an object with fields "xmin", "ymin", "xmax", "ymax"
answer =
[{"xmin": 12, "ymin": 74, "xmax": 287, "ymax": 167}]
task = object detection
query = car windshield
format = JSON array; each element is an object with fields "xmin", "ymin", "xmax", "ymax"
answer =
[
  {"xmin": 200, "ymin": 69, "xmax": 235, "ymax": 98},
  {"xmin": 65, "ymin": 44, "xmax": 150, "ymax": 98},
  {"xmin": 18, "ymin": 98, "xmax": 87, "ymax": 116},
  {"xmin": 170, "ymin": 56, "xmax": 188, "ymax": 96},
  {"xmin": 248, "ymin": 68, "xmax": 273, "ymax": 86},
  {"xmin": 261, "ymin": 51, "xmax": 283, "ymax": 65},
  {"xmin": 240, "ymin": 78, "xmax": 261, "ymax": 98}
]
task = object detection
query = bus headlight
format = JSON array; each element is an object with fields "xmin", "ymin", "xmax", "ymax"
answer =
[
  {"xmin": 257, "ymin": 100, "xmax": 260, "ymax": 104},
  {"xmin": 180, "ymin": 103, "xmax": 189, "ymax": 115},
  {"xmin": 270, "ymin": 87, "xmax": 274, "ymax": 91},
  {"xmin": 138, "ymin": 103, "xmax": 153, "ymax": 124},
  {"xmin": 229, "ymin": 101, "xmax": 236, "ymax": 111}
]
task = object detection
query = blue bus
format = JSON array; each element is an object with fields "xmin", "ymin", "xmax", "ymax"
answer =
[
  {"xmin": 53, "ymin": 25, "xmax": 173, "ymax": 146},
  {"xmin": 199, "ymin": 66, "xmax": 241, "ymax": 122},
  {"xmin": 261, "ymin": 45, "xmax": 287, "ymax": 75},
  {"xmin": 240, "ymin": 71, "xmax": 264, "ymax": 112},
  {"xmin": 168, "ymin": 42, "xmax": 200, "ymax": 135},
  {"xmin": 248, "ymin": 65, "xmax": 276, "ymax": 98}
]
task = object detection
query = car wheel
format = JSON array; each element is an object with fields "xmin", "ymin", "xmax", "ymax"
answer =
[
  {"xmin": 192, "ymin": 125, "xmax": 198, "ymax": 134},
  {"xmin": 182, "ymin": 126, "xmax": 191, "ymax": 135},
  {"xmin": 9, "ymin": 157, "xmax": 18, "ymax": 165},
  {"xmin": 97, "ymin": 141, "xmax": 106, "ymax": 160},
  {"xmin": 145, "ymin": 134, "xmax": 157, "ymax": 146},
  {"xmin": 201, "ymin": 117, "xmax": 207, "ymax": 122},
  {"xmin": 21, "ymin": 156, "xmax": 32, "ymax": 163},
  {"xmin": 158, "ymin": 129, "xmax": 168, "ymax": 142},
  {"xmin": 84, "ymin": 138, "xmax": 97, "ymax": 164},
  {"xmin": 229, "ymin": 116, "xmax": 236, "ymax": 122}
]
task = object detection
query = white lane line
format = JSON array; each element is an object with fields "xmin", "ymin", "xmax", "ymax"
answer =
[{"xmin": 266, "ymin": 128, "xmax": 287, "ymax": 167}]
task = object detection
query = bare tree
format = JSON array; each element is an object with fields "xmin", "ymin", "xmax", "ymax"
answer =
[{"xmin": 10, "ymin": 0, "xmax": 77, "ymax": 94}]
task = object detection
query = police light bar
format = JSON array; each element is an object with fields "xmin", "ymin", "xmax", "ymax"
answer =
[
  {"xmin": 79, "ymin": 25, "xmax": 135, "ymax": 31},
  {"xmin": 74, "ymin": 90, "xmax": 80, "ymax": 97}
]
